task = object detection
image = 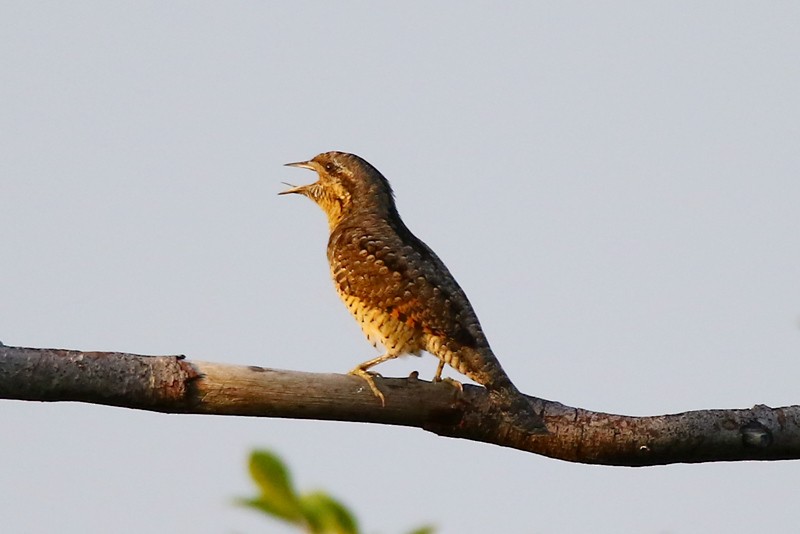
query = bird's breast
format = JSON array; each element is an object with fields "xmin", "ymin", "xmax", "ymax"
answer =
[{"xmin": 335, "ymin": 287, "xmax": 424, "ymax": 357}]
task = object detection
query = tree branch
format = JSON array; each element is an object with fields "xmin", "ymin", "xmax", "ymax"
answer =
[{"xmin": 1, "ymin": 344, "xmax": 797, "ymax": 466}]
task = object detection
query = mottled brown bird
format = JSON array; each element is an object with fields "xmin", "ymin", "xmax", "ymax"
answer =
[{"xmin": 280, "ymin": 151, "xmax": 545, "ymax": 432}]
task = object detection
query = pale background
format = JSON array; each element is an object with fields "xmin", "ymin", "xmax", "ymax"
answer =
[{"xmin": 2, "ymin": 2, "xmax": 799, "ymax": 533}]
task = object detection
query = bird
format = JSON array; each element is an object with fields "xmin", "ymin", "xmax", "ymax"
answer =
[{"xmin": 280, "ymin": 151, "xmax": 546, "ymax": 433}]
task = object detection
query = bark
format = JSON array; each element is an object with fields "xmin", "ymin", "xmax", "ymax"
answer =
[{"xmin": 1, "ymin": 344, "xmax": 797, "ymax": 466}]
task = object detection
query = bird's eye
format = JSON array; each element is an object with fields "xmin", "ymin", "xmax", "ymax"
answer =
[{"xmin": 325, "ymin": 163, "xmax": 334, "ymax": 172}]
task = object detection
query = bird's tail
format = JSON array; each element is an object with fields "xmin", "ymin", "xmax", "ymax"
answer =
[
  {"xmin": 489, "ymin": 383, "xmax": 548, "ymax": 435},
  {"xmin": 457, "ymin": 346, "xmax": 548, "ymax": 434}
]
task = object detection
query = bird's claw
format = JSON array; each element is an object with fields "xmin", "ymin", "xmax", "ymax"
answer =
[
  {"xmin": 432, "ymin": 360, "xmax": 462, "ymax": 393},
  {"xmin": 440, "ymin": 377, "xmax": 464, "ymax": 393},
  {"xmin": 348, "ymin": 367, "xmax": 386, "ymax": 406}
]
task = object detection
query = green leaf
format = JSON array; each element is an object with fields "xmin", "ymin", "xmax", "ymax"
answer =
[
  {"xmin": 406, "ymin": 526, "xmax": 436, "ymax": 534},
  {"xmin": 241, "ymin": 450, "xmax": 304, "ymax": 523},
  {"xmin": 300, "ymin": 491, "xmax": 359, "ymax": 534}
]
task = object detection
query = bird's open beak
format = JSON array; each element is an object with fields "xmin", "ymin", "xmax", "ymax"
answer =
[
  {"xmin": 279, "ymin": 160, "xmax": 316, "ymax": 195},
  {"xmin": 284, "ymin": 160, "xmax": 315, "ymax": 171},
  {"xmin": 278, "ymin": 182, "xmax": 309, "ymax": 196}
]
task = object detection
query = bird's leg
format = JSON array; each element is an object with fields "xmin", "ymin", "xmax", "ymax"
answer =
[
  {"xmin": 348, "ymin": 353, "xmax": 398, "ymax": 406},
  {"xmin": 433, "ymin": 359, "xmax": 445, "ymax": 382}
]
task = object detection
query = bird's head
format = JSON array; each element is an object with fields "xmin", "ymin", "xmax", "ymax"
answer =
[{"xmin": 280, "ymin": 151, "xmax": 396, "ymax": 230}]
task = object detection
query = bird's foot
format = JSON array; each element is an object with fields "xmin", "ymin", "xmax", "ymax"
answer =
[
  {"xmin": 432, "ymin": 360, "xmax": 462, "ymax": 393},
  {"xmin": 440, "ymin": 377, "xmax": 464, "ymax": 393},
  {"xmin": 348, "ymin": 367, "xmax": 386, "ymax": 406}
]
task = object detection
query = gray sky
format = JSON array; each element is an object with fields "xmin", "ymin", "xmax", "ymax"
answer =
[{"xmin": 2, "ymin": 2, "xmax": 799, "ymax": 533}]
